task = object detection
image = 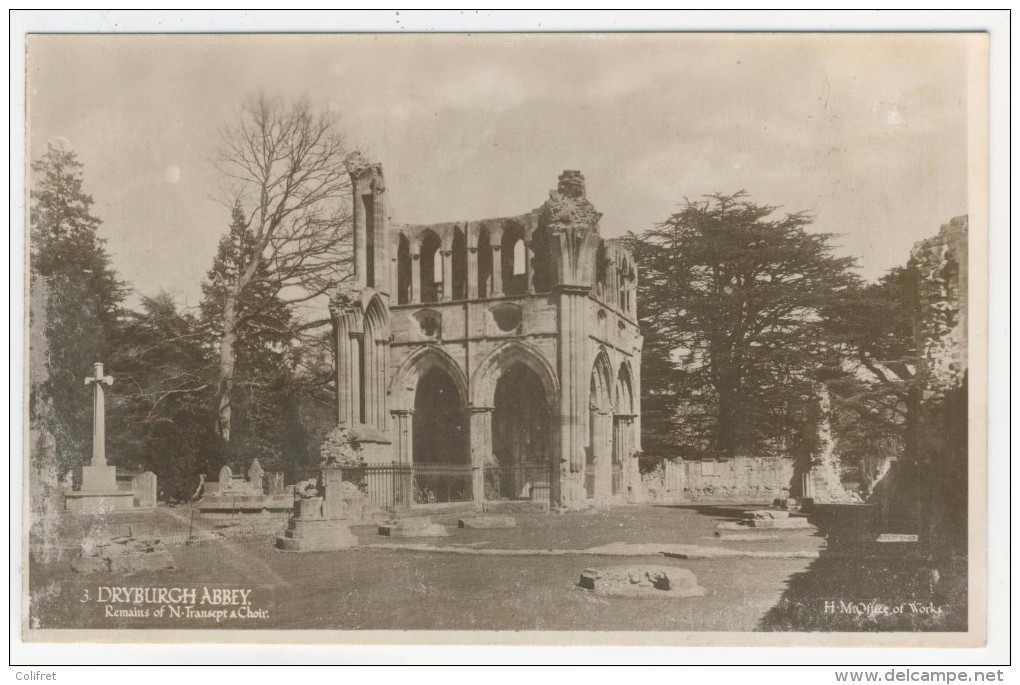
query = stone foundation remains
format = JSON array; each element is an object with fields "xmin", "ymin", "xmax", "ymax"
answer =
[{"xmin": 579, "ymin": 565, "xmax": 706, "ymax": 598}]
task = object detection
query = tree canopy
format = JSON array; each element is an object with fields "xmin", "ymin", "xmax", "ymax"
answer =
[
  {"xmin": 30, "ymin": 142, "xmax": 126, "ymax": 479},
  {"xmin": 624, "ymin": 192, "xmax": 857, "ymax": 460}
]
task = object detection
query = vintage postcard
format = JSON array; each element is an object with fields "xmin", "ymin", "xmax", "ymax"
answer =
[{"xmin": 19, "ymin": 30, "xmax": 989, "ymax": 649}]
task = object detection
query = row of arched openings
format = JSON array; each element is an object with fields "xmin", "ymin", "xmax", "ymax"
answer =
[
  {"xmin": 396, "ymin": 223, "xmax": 550, "ymax": 305},
  {"xmin": 594, "ymin": 243, "xmax": 637, "ymax": 315}
]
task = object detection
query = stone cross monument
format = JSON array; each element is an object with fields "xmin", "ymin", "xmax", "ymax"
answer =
[
  {"xmin": 65, "ymin": 362, "xmax": 134, "ymax": 511},
  {"xmin": 85, "ymin": 362, "xmax": 114, "ymax": 469}
]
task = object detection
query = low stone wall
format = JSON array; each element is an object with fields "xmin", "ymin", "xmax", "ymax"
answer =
[{"xmin": 642, "ymin": 456, "xmax": 796, "ymax": 503}]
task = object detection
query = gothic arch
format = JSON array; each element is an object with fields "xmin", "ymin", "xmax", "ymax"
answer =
[
  {"xmin": 388, "ymin": 345, "xmax": 469, "ymax": 413},
  {"xmin": 501, "ymin": 221, "xmax": 528, "ymax": 296},
  {"xmin": 419, "ymin": 229, "xmax": 442, "ymax": 303},
  {"xmin": 396, "ymin": 233, "xmax": 412, "ymax": 304},
  {"xmin": 615, "ymin": 360, "xmax": 634, "ymax": 415},
  {"xmin": 471, "ymin": 340, "xmax": 559, "ymax": 409},
  {"xmin": 362, "ymin": 296, "xmax": 389, "ymax": 428},
  {"xmin": 590, "ymin": 346, "xmax": 615, "ymax": 413}
]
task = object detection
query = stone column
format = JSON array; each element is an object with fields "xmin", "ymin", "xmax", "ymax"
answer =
[
  {"xmin": 441, "ymin": 250, "xmax": 453, "ymax": 301},
  {"xmin": 544, "ymin": 169, "xmax": 603, "ymax": 507},
  {"xmin": 615, "ymin": 415, "xmax": 642, "ymax": 502},
  {"xmin": 525, "ymin": 241, "xmax": 535, "ymax": 294},
  {"xmin": 608, "ymin": 259, "xmax": 619, "ymax": 309},
  {"xmin": 391, "ymin": 409, "xmax": 413, "ymax": 465},
  {"xmin": 349, "ymin": 332, "xmax": 363, "ymax": 425},
  {"xmin": 410, "ymin": 253, "xmax": 421, "ymax": 304},
  {"xmin": 592, "ymin": 409, "xmax": 613, "ymax": 502},
  {"xmin": 353, "ymin": 200, "xmax": 367, "ymax": 289},
  {"xmin": 467, "ymin": 247, "xmax": 479, "ymax": 299},
  {"xmin": 390, "ymin": 250, "xmax": 400, "ymax": 304},
  {"xmin": 555, "ymin": 285, "xmax": 592, "ymax": 507},
  {"xmin": 491, "ymin": 245, "xmax": 503, "ymax": 296},
  {"xmin": 469, "ymin": 407, "xmax": 494, "ymax": 504},
  {"xmin": 370, "ymin": 182, "xmax": 389, "ymax": 295},
  {"xmin": 89, "ymin": 362, "xmax": 109, "ymax": 467},
  {"xmin": 335, "ymin": 312, "xmax": 352, "ymax": 426}
]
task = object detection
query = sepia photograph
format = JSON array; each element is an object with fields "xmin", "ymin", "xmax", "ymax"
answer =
[{"xmin": 15, "ymin": 19, "xmax": 995, "ymax": 658}]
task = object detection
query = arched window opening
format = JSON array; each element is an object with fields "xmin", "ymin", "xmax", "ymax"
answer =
[
  {"xmin": 513, "ymin": 239, "xmax": 526, "ymax": 276},
  {"xmin": 587, "ymin": 350, "xmax": 614, "ymax": 499},
  {"xmin": 595, "ymin": 242, "xmax": 608, "ymax": 300},
  {"xmin": 452, "ymin": 228, "xmax": 467, "ymax": 300},
  {"xmin": 616, "ymin": 363, "xmax": 634, "ymax": 416},
  {"xmin": 420, "ymin": 230, "xmax": 442, "ymax": 303},
  {"xmin": 477, "ymin": 228, "xmax": 492, "ymax": 298},
  {"xmin": 501, "ymin": 223, "xmax": 527, "ymax": 296},
  {"xmin": 396, "ymin": 234, "xmax": 411, "ymax": 305},
  {"xmin": 618, "ymin": 260, "xmax": 627, "ymax": 312},
  {"xmin": 529, "ymin": 224, "xmax": 554, "ymax": 293}
]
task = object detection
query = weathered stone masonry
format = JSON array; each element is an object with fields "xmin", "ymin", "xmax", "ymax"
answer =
[{"xmin": 327, "ymin": 155, "xmax": 643, "ymax": 509}]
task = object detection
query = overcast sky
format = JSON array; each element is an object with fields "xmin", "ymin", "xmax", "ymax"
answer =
[{"xmin": 27, "ymin": 33, "xmax": 976, "ymax": 307}]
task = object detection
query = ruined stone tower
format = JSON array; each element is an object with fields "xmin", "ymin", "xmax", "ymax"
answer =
[{"xmin": 327, "ymin": 155, "xmax": 642, "ymax": 510}]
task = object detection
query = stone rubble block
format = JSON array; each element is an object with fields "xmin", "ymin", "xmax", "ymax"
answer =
[
  {"xmin": 276, "ymin": 519, "xmax": 357, "ymax": 552},
  {"xmin": 717, "ymin": 510, "xmax": 815, "ymax": 530},
  {"xmin": 746, "ymin": 517, "xmax": 813, "ymax": 530},
  {"xmin": 744, "ymin": 509, "xmax": 790, "ymax": 521},
  {"xmin": 579, "ymin": 565, "xmax": 707, "ymax": 599},
  {"xmin": 71, "ymin": 535, "xmax": 176, "ymax": 574},
  {"xmin": 458, "ymin": 516, "xmax": 517, "ymax": 529}
]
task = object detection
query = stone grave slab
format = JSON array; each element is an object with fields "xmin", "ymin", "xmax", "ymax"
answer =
[
  {"xmin": 377, "ymin": 516, "xmax": 448, "ymax": 538},
  {"xmin": 458, "ymin": 515, "xmax": 517, "ymax": 529},
  {"xmin": 579, "ymin": 565, "xmax": 707, "ymax": 599}
]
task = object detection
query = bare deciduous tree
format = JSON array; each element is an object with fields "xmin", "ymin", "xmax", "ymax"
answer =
[{"xmin": 211, "ymin": 95, "xmax": 353, "ymax": 442}]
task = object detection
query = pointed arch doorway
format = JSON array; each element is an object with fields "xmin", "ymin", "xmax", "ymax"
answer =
[{"xmin": 489, "ymin": 362, "xmax": 553, "ymax": 502}]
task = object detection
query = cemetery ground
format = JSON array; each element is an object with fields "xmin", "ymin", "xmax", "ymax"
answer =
[{"xmin": 27, "ymin": 504, "xmax": 964, "ymax": 632}]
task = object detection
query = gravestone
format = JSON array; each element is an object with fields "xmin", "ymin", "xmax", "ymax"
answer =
[
  {"xmin": 276, "ymin": 468, "xmax": 357, "ymax": 552},
  {"xmin": 247, "ymin": 459, "xmax": 266, "ymax": 494},
  {"xmin": 132, "ymin": 471, "xmax": 157, "ymax": 509},
  {"xmin": 267, "ymin": 472, "xmax": 285, "ymax": 494},
  {"xmin": 218, "ymin": 465, "xmax": 233, "ymax": 487}
]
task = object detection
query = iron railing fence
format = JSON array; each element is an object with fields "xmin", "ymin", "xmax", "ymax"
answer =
[
  {"xmin": 287, "ymin": 462, "xmax": 566, "ymax": 508},
  {"xmin": 483, "ymin": 464, "xmax": 552, "ymax": 502},
  {"xmin": 411, "ymin": 464, "xmax": 474, "ymax": 505}
]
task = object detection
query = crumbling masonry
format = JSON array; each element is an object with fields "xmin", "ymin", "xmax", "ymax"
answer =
[{"xmin": 325, "ymin": 155, "xmax": 643, "ymax": 510}]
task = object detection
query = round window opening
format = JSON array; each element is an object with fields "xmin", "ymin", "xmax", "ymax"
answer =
[
  {"xmin": 491, "ymin": 304, "xmax": 522, "ymax": 333},
  {"xmin": 415, "ymin": 310, "xmax": 442, "ymax": 339}
]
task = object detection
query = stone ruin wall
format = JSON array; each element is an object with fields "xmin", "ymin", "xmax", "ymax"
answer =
[
  {"xmin": 642, "ymin": 455, "xmax": 796, "ymax": 503},
  {"xmin": 910, "ymin": 215, "xmax": 968, "ymax": 399}
]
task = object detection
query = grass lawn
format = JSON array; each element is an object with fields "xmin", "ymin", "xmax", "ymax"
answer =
[{"xmin": 26, "ymin": 504, "xmax": 962, "ymax": 632}]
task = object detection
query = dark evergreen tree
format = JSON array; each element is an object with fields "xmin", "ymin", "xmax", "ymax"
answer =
[
  {"xmin": 623, "ymin": 192, "xmax": 857, "ymax": 460},
  {"xmin": 29, "ymin": 142, "xmax": 126, "ymax": 479},
  {"xmin": 109, "ymin": 292, "xmax": 216, "ymax": 499},
  {"xmin": 823, "ymin": 265, "xmax": 921, "ymax": 490}
]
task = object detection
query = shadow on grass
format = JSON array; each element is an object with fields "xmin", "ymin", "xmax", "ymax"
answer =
[
  {"xmin": 651, "ymin": 503, "xmax": 756, "ymax": 521},
  {"xmin": 756, "ymin": 508, "xmax": 967, "ymax": 632}
]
